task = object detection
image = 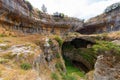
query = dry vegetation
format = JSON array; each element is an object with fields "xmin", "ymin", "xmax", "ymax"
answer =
[{"xmin": 0, "ymin": 27, "xmax": 65, "ymax": 80}]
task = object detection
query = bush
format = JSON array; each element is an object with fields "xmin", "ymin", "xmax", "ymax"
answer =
[
  {"xmin": 54, "ymin": 36, "xmax": 63, "ymax": 47},
  {"xmin": 0, "ymin": 58, "xmax": 9, "ymax": 64},
  {"xmin": 0, "ymin": 34, "xmax": 7, "ymax": 37},
  {"xmin": 56, "ymin": 53, "xmax": 60, "ymax": 58},
  {"xmin": 48, "ymin": 39, "xmax": 53, "ymax": 45},
  {"xmin": 55, "ymin": 62, "xmax": 63, "ymax": 71},
  {"xmin": 3, "ymin": 52, "xmax": 16, "ymax": 59},
  {"xmin": 0, "ymin": 45, "xmax": 10, "ymax": 50},
  {"xmin": 51, "ymin": 73, "xmax": 59, "ymax": 80},
  {"xmin": 20, "ymin": 63, "xmax": 32, "ymax": 70}
]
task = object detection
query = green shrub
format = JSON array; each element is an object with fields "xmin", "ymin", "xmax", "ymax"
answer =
[
  {"xmin": 51, "ymin": 73, "xmax": 59, "ymax": 80},
  {"xmin": 48, "ymin": 39, "xmax": 53, "ymax": 45},
  {"xmin": 0, "ymin": 34, "xmax": 7, "ymax": 37},
  {"xmin": 20, "ymin": 63, "xmax": 32, "ymax": 70},
  {"xmin": 54, "ymin": 36, "xmax": 63, "ymax": 47},
  {"xmin": 56, "ymin": 53, "xmax": 60, "ymax": 58},
  {"xmin": 55, "ymin": 62, "xmax": 63, "ymax": 71},
  {"xmin": 0, "ymin": 58, "xmax": 9, "ymax": 64},
  {"xmin": 0, "ymin": 45, "xmax": 10, "ymax": 50},
  {"xmin": 3, "ymin": 52, "xmax": 17, "ymax": 59}
]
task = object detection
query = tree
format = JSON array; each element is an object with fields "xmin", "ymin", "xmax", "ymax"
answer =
[{"xmin": 41, "ymin": 4, "xmax": 47, "ymax": 13}]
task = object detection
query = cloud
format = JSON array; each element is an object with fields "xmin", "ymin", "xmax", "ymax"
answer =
[{"xmin": 28, "ymin": 0, "xmax": 120, "ymax": 20}]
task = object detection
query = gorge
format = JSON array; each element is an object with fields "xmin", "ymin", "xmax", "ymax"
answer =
[{"xmin": 0, "ymin": 0, "xmax": 120, "ymax": 80}]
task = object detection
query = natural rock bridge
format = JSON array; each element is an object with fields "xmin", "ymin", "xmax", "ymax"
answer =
[{"xmin": 62, "ymin": 35, "xmax": 97, "ymax": 72}]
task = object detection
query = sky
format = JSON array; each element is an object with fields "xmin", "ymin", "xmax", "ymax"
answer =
[{"xmin": 28, "ymin": 0, "xmax": 120, "ymax": 20}]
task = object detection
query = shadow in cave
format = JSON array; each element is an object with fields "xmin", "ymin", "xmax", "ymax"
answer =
[
  {"xmin": 62, "ymin": 38, "xmax": 96, "ymax": 73},
  {"xmin": 72, "ymin": 60, "xmax": 89, "ymax": 73},
  {"xmin": 71, "ymin": 38, "xmax": 95, "ymax": 48}
]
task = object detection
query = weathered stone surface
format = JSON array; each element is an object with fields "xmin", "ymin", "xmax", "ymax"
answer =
[
  {"xmin": 34, "ymin": 37, "xmax": 66, "ymax": 76},
  {"xmin": 94, "ymin": 55, "xmax": 120, "ymax": 80},
  {"xmin": 0, "ymin": 35, "xmax": 66, "ymax": 80},
  {"xmin": 0, "ymin": 0, "xmax": 84, "ymax": 35},
  {"xmin": 78, "ymin": 2, "xmax": 120, "ymax": 34}
]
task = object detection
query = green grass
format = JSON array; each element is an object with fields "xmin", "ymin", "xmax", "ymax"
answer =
[
  {"xmin": 0, "ymin": 58, "xmax": 9, "ymax": 64},
  {"xmin": 64, "ymin": 58, "xmax": 85, "ymax": 78},
  {"xmin": 56, "ymin": 53, "xmax": 60, "ymax": 58},
  {"xmin": 3, "ymin": 52, "xmax": 17, "ymax": 59},
  {"xmin": 0, "ymin": 45, "xmax": 10, "ymax": 50},
  {"xmin": 0, "ymin": 34, "xmax": 7, "ymax": 37},
  {"xmin": 66, "ymin": 65, "xmax": 85, "ymax": 78},
  {"xmin": 51, "ymin": 73, "xmax": 59, "ymax": 80},
  {"xmin": 92, "ymin": 41, "xmax": 120, "ymax": 55},
  {"xmin": 48, "ymin": 39, "xmax": 53, "ymax": 45},
  {"xmin": 54, "ymin": 36, "xmax": 63, "ymax": 47},
  {"xmin": 55, "ymin": 62, "xmax": 64, "ymax": 72},
  {"xmin": 20, "ymin": 63, "xmax": 32, "ymax": 70}
]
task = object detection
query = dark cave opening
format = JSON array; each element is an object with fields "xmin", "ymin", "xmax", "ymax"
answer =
[
  {"xmin": 72, "ymin": 60, "xmax": 89, "ymax": 73},
  {"xmin": 62, "ymin": 38, "xmax": 96, "ymax": 73},
  {"xmin": 70, "ymin": 38, "xmax": 95, "ymax": 48}
]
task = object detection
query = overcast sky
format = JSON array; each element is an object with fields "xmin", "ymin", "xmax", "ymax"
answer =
[{"xmin": 28, "ymin": 0, "xmax": 120, "ymax": 20}]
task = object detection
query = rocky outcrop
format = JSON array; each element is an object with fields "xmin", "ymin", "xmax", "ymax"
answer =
[
  {"xmin": 0, "ymin": 0, "xmax": 83, "ymax": 35},
  {"xmin": 94, "ymin": 54, "xmax": 120, "ymax": 80},
  {"xmin": 78, "ymin": 2, "xmax": 120, "ymax": 34},
  {"xmin": 33, "ymin": 37, "xmax": 66, "ymax": 79},
  {"xmin": 0, "ymin": 35, "xmax": 66, "ymax": 80}
]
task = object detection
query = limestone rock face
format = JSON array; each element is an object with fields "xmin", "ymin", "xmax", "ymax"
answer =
[
  {"xmin": 33, "ymin": 37, "xmax": 66, "ymax": 79},
  {"xmin": 94, "ymin": 55, "xmax": 120, "ymax": 80},
  {"xmin": 78, "ymin": 2, "xmax": 120, "ymax": 34}
]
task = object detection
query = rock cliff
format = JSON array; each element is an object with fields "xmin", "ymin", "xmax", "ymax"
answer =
[
  {"xmin": 0, "ymin": 0, "xmax": 83, "ymax": 35},
  {"xmin": 78, "ymin": 2, "xmax": 120, "ymax": 34}
]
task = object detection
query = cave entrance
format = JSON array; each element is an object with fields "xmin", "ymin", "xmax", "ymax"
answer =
[
  {"xmin": 62, "ymin": 38, "xmax": 95, "ymax": 50},
  {"xmin": 70, "ymin": 38, "xmax": 95, "ymax": 48},
  {"xmin": 62, "ymin": 38, "xmax": 96, "ymax": 73}
]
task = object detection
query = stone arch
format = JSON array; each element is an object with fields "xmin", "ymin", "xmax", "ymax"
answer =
[{"xmin": 62, "ymin": 38, "xmax": 96, "ymax": 73}]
